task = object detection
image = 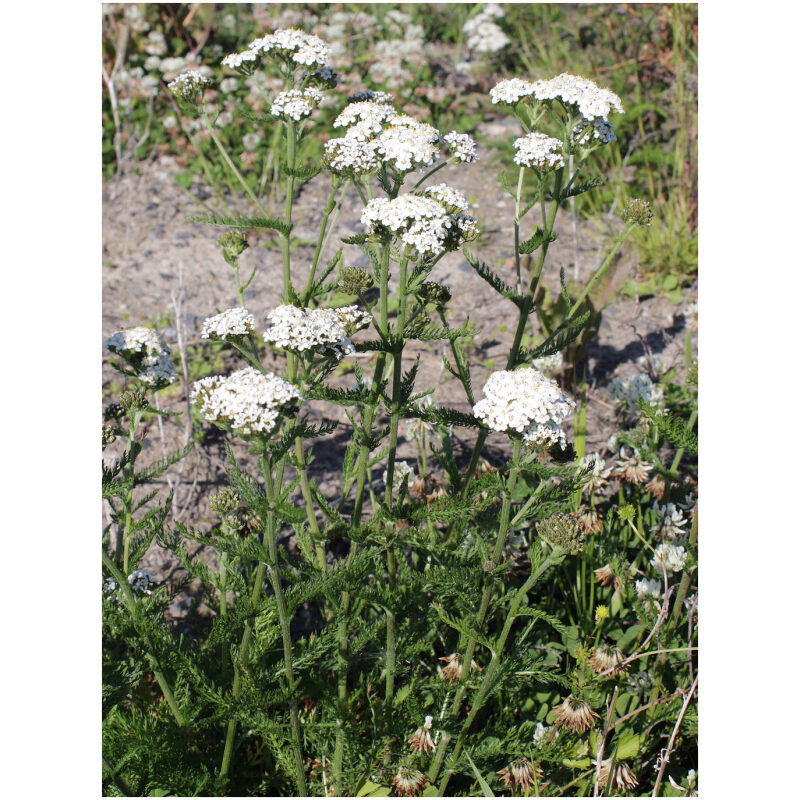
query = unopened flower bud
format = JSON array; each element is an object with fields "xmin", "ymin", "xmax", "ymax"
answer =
[
  {"xmin": 119, "ymin": 389, "xmax": 149, "ymax": 411},
  {"xmin": 339, "ymin": 265, "xmax": 374, "ymax": 295},
  {"xmin": 417, "ymin": 281, "xmax": 451, "ymax": 307},
  {"xmin": 104, "ymin": 401, "xmax": 124, "ymax": 421},
  {"xmin": 102, "ymin": 425, "xmax": 117, "ymax": 448},
  {"xmin": 537, "ymin": 513, "xmax": 585, "ymax": 554},
  {"xmin": 621, "ymin": 198, "xmax": 653, "ymax": 227},
  {"xmin": 217, "ymin": 230, "xmax": 249, "ymax": 258},
  {"xmin": 209, "ymin": 488, "xmax": 240, "ymax": 516}
]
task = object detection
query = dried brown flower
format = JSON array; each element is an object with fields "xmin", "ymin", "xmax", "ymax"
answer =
[{"xmin": 553, "ymin": 695, "xmax": 599, "ymax": 733}]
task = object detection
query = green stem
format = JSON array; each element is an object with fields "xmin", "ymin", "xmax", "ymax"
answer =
[
  {"xmin": 102, "ymin": 552, "xmax": 186, "ymax": 726},
  {"xmin": 281, "ymin": 121, "xmax": 297, "ymax": 300},
  {"xmin": 201, "ymin": 112, "xmax": 268, "ymax": 216},
  {"xmin": 429, "ymin": 441, "xmax": 524, "ymax": 783},
  {"xmin": 302, "ymin": 180, "xmax": 341, "ymax": 304}
]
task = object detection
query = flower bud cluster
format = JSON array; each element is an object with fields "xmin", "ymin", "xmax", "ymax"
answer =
[
  {"xmin": 217, "ymin": 230, "xmax": 248, "ymax": 257},
  {"xmin": 537, "ymin": 513, "xmax": 585, "ymax": 554},
  {"xmin": 473, "ymin": 367, "xmax": 575, "ymax": 450},
  {"xmin": 191, "ymin": 367, "xmax": 301, "ymax": 436},
  {"xmin": 361, "ymin": 192, "xmax": 478, "ymax": 257},
  {"xmin": 128, "ymin": 568, "xmax": 157, "ymax": 596},
  {"xmin": 104, "ymin": 327, "xmax": 176, "ymax": 386},
  {"xmin": 621, "ymin": 198, "xmax": 654, "ymax": 227},
  {"xmin": 201, "ymin": 307, "xmax": 256, "ymax": 340},
  {"xmin": 339, "ymin": 265, "xmax": 374, "ymax": 295},
  {"xmin": 263, "ymin": 304, "xmax": 371, "ymax": 357},
  {"xmin": 513, "ymin": 131, "xmax": 565, "ymax": 171},
  {"xmin": 270, "ymin": 87, "xmax": 323, "ymax": 121}
]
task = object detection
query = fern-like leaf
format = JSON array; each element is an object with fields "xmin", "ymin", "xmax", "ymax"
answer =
[{"xmin": 186, "ymin": 214, "xmax": 291, "ymax": 237}]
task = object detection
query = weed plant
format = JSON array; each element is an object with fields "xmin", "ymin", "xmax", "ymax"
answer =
[{"xmin": 102, "ymin": 16, "xmax": 698, "ymax": 799}]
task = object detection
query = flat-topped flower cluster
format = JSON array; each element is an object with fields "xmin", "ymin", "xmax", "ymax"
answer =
[
  {"xmin": 270, "ymin": 87, "xmax": 324, "ymax": 121},
  {"xmin": 222, "ymin": 28, "xmax": 329, "ymax": 72},
  {"xmin": 104, "ymin": 327, "xmax": 176, "ymax": 386},
  {"xmin": 473, "ymin": 367, "xmax": 576, "ymax": 450},
  {"xmin": 201, "ymin": 307, "xmax": 256, "ymax": 340},
  {"xmin": 361, "ymin": 188, "xmax": 479, "ymax": 257},
  {"xmin": 191, "ymin": 367, "xmax": 301, "ymax": 436},
  {"xmin": 323, "ymin": 94, "xmax": 478, "ymax": 177},
  {"xmin": 513, "ymin": 131, "xmax": 565, "ymax": 171},
  {"xmin": 263, "ymin": 304, "xmax": 371, "ymax": 357}
]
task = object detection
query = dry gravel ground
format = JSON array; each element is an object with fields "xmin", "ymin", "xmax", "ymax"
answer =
[{"xmin": 102, "ymin": 128, "xmax": 697, "ymax": 627}]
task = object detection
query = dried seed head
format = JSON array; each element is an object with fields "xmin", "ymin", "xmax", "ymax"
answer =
[
  {"xmin": 339, "ymin": 265, "xmax": 375, "ymax": 295},
  {"xmin": 553, "ymin": 695, "xmax": 599, "ymax": 733},
  {"xmin": 391, "ymin": 765, "xmax": 429, "ymax": 797},
  {"xmin": 645, "ymin": 474, "xmax": 667, "ymax": 500},
  {"xmin": 621, "ymin": 198, "xmax": 653, "ymax": 227},
  {"xmin": 593, "ymin": 564, "xmax": 619, "ymax": 589},
  {"xmin": 497, "ymin": 758, "xmax": 542, "ymax": 792},
  {"xmin": 577, "ymin": 506, "xmax": 603, "ymax": 535},
  {"xmin": 594, "ymin": 759, "xmax": 639, "ymax": 791},
  {"xmin": 613, "ymin": 448, "xmax": 653, "ymax": 485},
  {"xmin": 408, "ymin": 717, "xmax": 435, "ymax": 754},
  {"xmin": 537, "ymin": 513, "xmax": 585, "ymax": 555},
  {"xmin": 439, "ymin": 653, "xmax": 481, "ymax": 683},
  {"xmin": 589, "ymin": 644, "xmax": 624, "ymax": 674}
]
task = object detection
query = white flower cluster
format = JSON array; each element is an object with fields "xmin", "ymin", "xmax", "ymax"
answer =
[
  {"xmin": 323, "ymin": 137, "xmax": 379, "ymax": 175},
  {"xmin": 651, "ymin": 501, "xmax": 688, "ymax": 541},
  {"xmin": 513, "ymin": 132, "xmax": 565, "ymax": 171},
  {"xmin": 191, "ymin": 367, "xmax": 301, "ymax": 436},
  {"xmin": 104, "ymin": 326, "xmax": 176, "ymax": 386},
  {"xmin": 423, "ymin": 183, "xmax": 470, "ymax": 213},
  {"xmin": 374, "ymin": 117, "xmax": 440, "ymax": 173},
  {"xmin": 490, "ymin": 77, "xmax": 536, "ymax": 105},
  {"xmin": 383, "ymin": 460, "xmax": 415, "ymax": 493},
  {"xmin": 263, "ymin": 305, "xmax": 371, "ymax": 357},
  {"xmin": 443, "ymin": 131, "xmax": 479, "ymax": 162},
  {"xmin": 533, "ymin": 721, "xmax": 558, "ymax": 748},
  {"xmin": 473, "ymin": 367, "xmax": 575, "ymax": 450},
  {"xmin": 490, "ymin": 73, "xmax": 623, "ymax": 124},
  {"xmin": 608, "ymin": 372, "xmax": 664, "ymax": 414},
  {"xmin": 270, "ymin": 87, "xmax": 323, "ymax": 121},
  {"xmin": 361, "ymin": 192, "xmax": 478, "ymax": 257},
  {"xmin": 635, "ymin": 577, "xmax": 662, "ymax": 601},
  {"xmin": 167, "ymin": 70, "xmax": 209, "ymax": 100},
  {"xmin": 533, "ymin": 351, "xmax": 564, "ymax": 372},
  {"xmin": 650, "ymin": 543, "xmax": 688, "ymax": 575},
  {"xmin": 224, "ymin": 28, "xmax": 330, "ymax": 71},
  {"xmin": 578, "ymin": 452, "xmax": 612, "ymax": 491},
  {"xmin": 531, "ymin": 73, "xmax": 624, "ymax": 120},
  {"xmin": 201, "ymin": 308, "xmax": 256, "ymax": 340},
  {"xmin": 333, "ymin": 100, "xmax": 398, "ymax": 138},
  {"xmin": 463, "ymin": 4, "xmax": 510, "ymax": 54}
]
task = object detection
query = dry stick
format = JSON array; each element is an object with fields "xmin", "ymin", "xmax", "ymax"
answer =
[
  {"xmin": 651, "ymin": 675, "xmax": 698, "ymax": 797},
  {"xmin": 608, "ymin": 689, "xmax": 683, "ymax": 733},
  {"xmin": 592, "ymin": 686, "xmax": 620, "ymax": 796}
]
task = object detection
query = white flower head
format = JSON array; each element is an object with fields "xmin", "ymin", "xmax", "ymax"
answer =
[
  {"xmin": 490, "ymin": 77, "xmax": 536, "ymax": 105},
  {"xmin": 263, "ymin": 305, "xmax": 371, "ymax": 358},
  {"xmin": 444, "ymin": 131, "xmax": 478, "ymax": 162},
  {"xmin": 361, "ymin": 192, "xmax": 478, "ymax": 257},
  {"xmin": 323, "ymin": 137, "xmax": 379, "ymax": 175},
  {"xmin": 513, "ymin": 132, "xmax": 565, "ymax": 171},
  {"xmin": 650, "ymin": 543, "xmax": 688, "ymax": 575},
  {"xmin": 249, "ymin": 28, "xmax": 330, "ymax": 68},
  {"xmin": 531, "ymin": 72, "xmax": 624, "ymax": 121},
  {"xmin": 201, "ymin": 308, "xmax": 256, "ymax": 340},
  {"xmin": 191, "ymin": 367, "xmax": 301, "ymax": 436},
  {"xmin": 635, "ymin": 577, "xmax": 662, "ymax": 601},
  {"xmin": 533, "ymin": 351, "xmax": 564, "ymax": 372},
  {"xmin": 168, "ymin": 70, "xmax": 209, "ymax": 101},
  {"xmin": 373, "ymin": 117, "xmax": 440, "ymax": 173},
  {"xmin": 271, "ymin": 87, "xmax": 323, "ymax": 121},
  {"xmin": 104, "ymin": 326, "xmax": 176, "ymax": 386},
  {"xmin": 608, "ymin": 372, "xmax": 664, "ymax": 414},
  {"xmin": 334, "ymin": 101, "xmax": 398, "ymax": 138},
  {"xmin": 473, "ymin": 367, "xmax": 575, "ymax": 450},
  {"xmin": 383, "ymin": 460, "xmax": 414, "ymax": 493},
  {"xmin": 651, "ymin": 501, "xmax": 688, "ymax": 541}
]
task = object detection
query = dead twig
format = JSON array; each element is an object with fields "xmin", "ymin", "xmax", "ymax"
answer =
[{"xmin": 651, "ymin": 675, "xmax": 698, "ymax": 796}]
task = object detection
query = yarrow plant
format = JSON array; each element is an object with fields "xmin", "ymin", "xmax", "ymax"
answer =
[{"xmin": 103, "ymin": 18, "xmax": 697, "ymax": 799}]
